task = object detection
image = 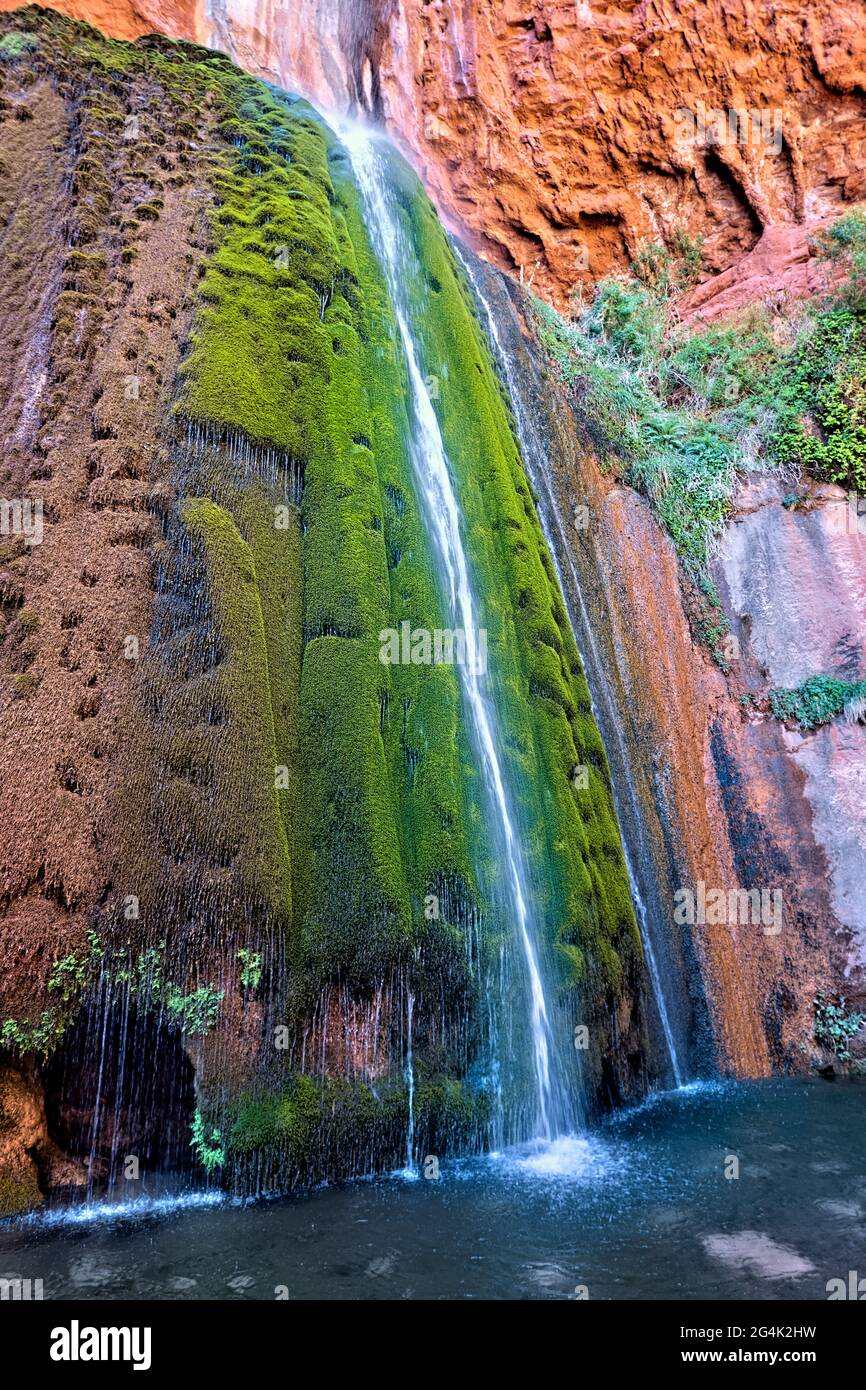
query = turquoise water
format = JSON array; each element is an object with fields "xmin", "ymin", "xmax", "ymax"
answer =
[{"xmin": 2, "ymin": 1080, "xmax": 864, "ymax": 1300}]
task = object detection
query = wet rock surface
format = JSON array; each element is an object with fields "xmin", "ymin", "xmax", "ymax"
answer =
[
  {"xmin": 716, "ymin": 477, "xmax": 866, "ymax": 990},
  {"xmin": 462, "ymin": 250, "xmax": 866, "ymax": 1076}
]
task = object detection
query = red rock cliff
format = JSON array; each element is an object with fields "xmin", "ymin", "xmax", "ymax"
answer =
[{"xmin": 4, "ymin": 0, "xmax": 864, "ymax": 307}]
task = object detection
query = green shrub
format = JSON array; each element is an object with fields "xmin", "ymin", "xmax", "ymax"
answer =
[
  {"xmin": 164, "ymin": 984, "xmax": 224, "ymax": 1036},
  {"xmin": 2, "ymin": 1011, "xmax": 66, "ymax": 1057},
  {"xmin": 813, "ymin": 209, "xmax": 866, "ymax": 307},
  {"xmin": 533, "ymin": 207, "xmax": 866, "ymax": 572},
  {"xmin": 190, "ymin": 1110, "xmax": 225, "ymax": 1172},
  {"xmin": 631, "ymin": 227, "xmax": 704, "ymax": 299},
  {"xmin": 768, "ymin": 675, "xmax": 866, "ymax": 730},
  {"xmin": 1, "ymin": 933, "xmax": 224, "ymax": 1058},
  {"xmin": 766, "ymin": 307, "xmax": 866, "ymax": 493},
  {"xmin": 237, "ymin": 948, "xmax": 262, "ymax": 990}
]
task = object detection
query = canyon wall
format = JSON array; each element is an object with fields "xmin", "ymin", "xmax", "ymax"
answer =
[
  {"xmin": 4, "ymin": 1, "xmax": 865, "ymax": 309},
  {"xmin": 371, "ymin": 0, "xmax": 866, "ymax": 306},
  {"xmin": 465, "ymin": 255, "xmax": 866, "ymax": 1077}
]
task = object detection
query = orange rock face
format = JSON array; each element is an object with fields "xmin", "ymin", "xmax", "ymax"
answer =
[
  {"xmin": 370, "ymin": 0, "xmax": 866, "ymax": 306},
  {"xmin": 0, "ymin": 0, "xmax": 201, "ymax": 44},
  {"xmin": 4, "ymin": 0, "xmax": 864, "ymax": 307}
]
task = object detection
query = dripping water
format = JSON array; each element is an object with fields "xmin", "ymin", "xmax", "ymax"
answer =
[{"xmin": 403, "ymin": 989, "xmax": 417, "ymax": 1177}]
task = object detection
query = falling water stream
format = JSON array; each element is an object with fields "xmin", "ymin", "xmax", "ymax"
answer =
[
  {"xmin": 342, "ymin": 125, "xmax": 573, "ymax": 1143},
  {"xmin": 403, "ymin": 990, "xmax": 416, "ymax": 1175},
  {"xmin": 452, "ymin": 245, "xmax": 686, "ymax": 1088}
]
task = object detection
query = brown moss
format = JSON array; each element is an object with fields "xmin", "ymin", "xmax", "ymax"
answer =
[{"xmin": 0, "ymin": 1165, "xmax": 42, "ymax": 1217}]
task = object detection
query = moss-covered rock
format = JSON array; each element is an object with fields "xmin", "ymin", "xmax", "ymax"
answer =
[
  {"xmin": 0, "ymin": 7, "xmax": 646, "ymax": 1185},
  {"xmin": 224, "ymin": 1071, "xmax": 488, "ymax": 1189},
  {"xmin": 374, "ymin": 149, "xmax": 642, "ymax": 1008},
  {"xmin": 0, "ymin": 1166, "xmax": 41, "ymax": 1218}
]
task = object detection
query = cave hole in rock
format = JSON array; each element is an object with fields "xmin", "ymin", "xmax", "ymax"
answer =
[{"xmin": 41, "ymin": 998, "xmax": 197, "ymax": 1191}]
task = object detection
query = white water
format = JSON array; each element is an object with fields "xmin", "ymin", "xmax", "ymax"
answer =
[
  {"xmin": 506, "ymin": 1134, "xmax": 620, "ymax": 1180},
  {"xmin": 453, "ymin": 247, "xmax": 685, "ymax": 1086},
  {"xmin": 342, "ymin": 125, "xmax": 565, "ymax": 1141},
  {"xmin": 15, "ymin": 1190, "xmax": 226, "ymax": 1229},
  {"xmin": 403, "ymin": 989, "xmax": 417, "ymax": 1176}
]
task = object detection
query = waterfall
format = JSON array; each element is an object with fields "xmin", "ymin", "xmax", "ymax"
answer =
[
  {"xmin": 342, "ymin": 124, "xmax": 575, "ymax": 1142},
  {"xmin": 453, "ymin": 245, "xmax": 687, "ymax": 1087}
]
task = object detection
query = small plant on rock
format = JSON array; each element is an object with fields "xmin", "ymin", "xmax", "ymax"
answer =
[
  {"xmin": 814, "ymin": 990, "xmax": 866, "ymax": 1063},
  {"xmin": 190, "ymin": 1109, "xmax": 225, "ymax": 1173},
  {"xmin": 237, "ymin": 948, "xmax": 262, "ymax": 990},
  {"xmin": 0, "ymin": 32, "xmax": 39, "ymax": 62}
]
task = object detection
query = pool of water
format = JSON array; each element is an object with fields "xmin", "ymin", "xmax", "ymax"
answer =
[{"xmin": 3, "ymin": 1079, "xmax": 864, "ymax": 1300}]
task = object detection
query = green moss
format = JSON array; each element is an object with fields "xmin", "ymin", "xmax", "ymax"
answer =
[
  {"xmin": 230, "ymin": 1074, "xmax": 324, "ymax": 1157},
  {"xmin": 132, "ymin": 199, "xmax": 163, "ymax": 220},
  {"xmin": 414, "ymin": 1075, "xmax": 491, "ymax": 1144},
  {"xmin": 0, "ymin": 31, "xmax": 38, "ymax": 62},
  {"xmin": 11, "ymin": 671, "xmax": 38, "ymax": 699},
  {"xmin": 174, "ymin": 88, "xmax": 483, "ymax": 990},
  {"xmin": 376, "ymin": 148, "xmax": 641, "ymax": 998},
  {"xmin": 17, "ymin": 608, "xmax": 38, "ymax": 633},
  {"xmin": 179, "ymin": 496, "xmax": 293, "ymax": 924},
  {"xmin": 226, "ymin": 1071, "xmax": 487, "ymax": 1181},
  {"xmin": 298, "ymin": 637, "xmax": 409, "ymax": 978}
]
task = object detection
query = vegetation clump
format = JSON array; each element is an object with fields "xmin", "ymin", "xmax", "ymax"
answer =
[
  {"xmin": 237, "ymin": 949, "xmax": 262, "ymax": 990},
  {"xmin": 1, "ymin": 932, "xmax": 103, "ymax": 1057},
  {"xmin": 190, "ymin": 1109, "xmax": 226, "ymax": 1173},
  {"xmin": 768, "ymin": 675, "xmax": 866, "ymax": 731},
  {"xmin": 814, "ymin": 990, "xmax": 866, "ymax": 1063},
  {"xmin": 534, "ymin": 209, "xmax": 866, "ymax": 573},
  {"xmin": 226, "ymin": 1072, "xmax": 489, "ymax": 1185},
  {"xmin": 1, "ymin": 934, "xmax": 226, "ymax": 1057},
  {"xmin": 0, "ymin": 30, "xmax": 38, "ymax": 62}
]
